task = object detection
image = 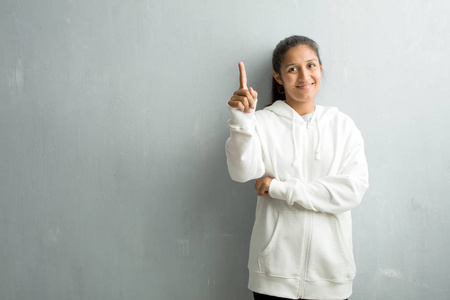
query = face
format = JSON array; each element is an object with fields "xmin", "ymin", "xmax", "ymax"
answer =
[{"xmin": 273, "ymin": 45, "xmax": 322, "ymax": 104}]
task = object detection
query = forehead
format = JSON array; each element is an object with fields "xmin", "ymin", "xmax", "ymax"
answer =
[{"xmin": 283, "ymin": 45, "xmax": 318, "ymax": 64}]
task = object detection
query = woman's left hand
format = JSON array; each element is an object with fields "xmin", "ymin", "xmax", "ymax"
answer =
[{"xmin": 255, "ymin": 177, "xmax": 273, "ymax": 196}]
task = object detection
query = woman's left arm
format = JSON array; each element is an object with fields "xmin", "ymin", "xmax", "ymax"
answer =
[{"xmin": 264, "ymin": 131, "xmax": 369, "ymax": 215}]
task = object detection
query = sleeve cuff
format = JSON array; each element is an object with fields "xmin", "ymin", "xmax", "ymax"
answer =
[
  {"xmin": 226, "ymin": 101, "xmax": 257, "ymax": 130},
  {"xmin": 269, "ymin": 179, "xmax": 293, "ymax": 205}
]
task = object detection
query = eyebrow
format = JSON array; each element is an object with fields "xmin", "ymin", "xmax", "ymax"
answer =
[{"xmin": 284, "ymin": 59, "xmax": 318, "ymax": 67}]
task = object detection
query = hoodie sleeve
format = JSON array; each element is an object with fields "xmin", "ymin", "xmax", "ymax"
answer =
[
  {"xmin": 225, "ymin": 104, "xmax": 265, "ymax": 183},
  {"xmin": 268, "ymin": 128, "xmax": 369, "ymax": 214}
]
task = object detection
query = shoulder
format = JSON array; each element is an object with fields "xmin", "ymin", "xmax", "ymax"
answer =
[
  {"xmin": 318, "ymin": 105, "xmax": 357, "ymax": 125},
  {"xmin": 254, "ymin": 102, "xmax": 284, "ymax": 120},
  {"xmin": 317, "ymin": 105, "xmax": 362, "ymax": 139},
  {"xmin": 254, "ymin": 109, "xmax": 282, "ymax": 130},
  {"xmin": 256, "ymin": 100, "xmax": 292, "ymax": 120},
  {"xmin": 255, "ymin": 108, "xmax": 276, "ymax": 119}
]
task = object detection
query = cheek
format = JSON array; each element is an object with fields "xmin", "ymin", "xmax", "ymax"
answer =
[
  {"xmin": 313, "ymin": 75, "xmax": 322, "ymax": 86},
  {"xmin": 285, "ymin": 74, "xmax": 298, "ymax": 84},
  {"xmin": 315, "ymin": 70, "xmax": 322, "ymax": 81}
]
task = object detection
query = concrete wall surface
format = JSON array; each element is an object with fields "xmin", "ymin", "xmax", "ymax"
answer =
[{"xmin": 1, "ymin": 0, "xmax": 449, "ymax": 299}]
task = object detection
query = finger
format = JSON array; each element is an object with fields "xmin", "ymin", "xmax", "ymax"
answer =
[
  {"xmin": 255, "ymin": 179, "xmax": 265, "ymax": 194},
  {"xmin": 238, "ymin": 62, "xmax": 248, "ymax": 89},
  {"xmin": 246, "ymin": 89, "xmax": 255, "ymax": 110},
  {"xmin": 228, "ymin": 99, "xmax": 246, "ymax": 112},
  {"xmin": 254, "ymin": 179, "xmax": 261, "ymax": 191},
  {"xmin": 231, "ymin": 96, "xmax": 250, "ymax": 113},
  {"xmin": 234, "ymin": 89, "xmax": 254, "ymax": 111},
  {"xmin": 236, "ymin": 89, "xmax": 254, "ymax": 107},
  {"xmin": 234, "ymin": 88, "xmax": 254, "ymax": 98},
  {"xmin": 249, "ymin": 87, "xmax": 258, "ymax": 100},
  {"xmin": 248, "ymin": 87, "xmax": 257, "ymax": 109}
]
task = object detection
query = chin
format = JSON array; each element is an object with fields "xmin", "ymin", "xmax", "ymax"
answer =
[{"xmin": 294, "ymin": 96, "xmax": 315, "ymax": 103}]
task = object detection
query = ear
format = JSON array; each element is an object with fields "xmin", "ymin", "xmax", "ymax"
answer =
[{"xmin": 272, "ymin": 70, "xmax": 283, "ymax": 85}]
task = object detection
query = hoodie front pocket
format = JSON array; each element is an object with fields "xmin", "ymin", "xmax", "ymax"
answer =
[
  {"xmin": 258, "ymin": 212, "xmax": 306, "ymax": 278},
  {"xmin": 307, "ymin": 214, "xmax": 355, "ymax": 281}
]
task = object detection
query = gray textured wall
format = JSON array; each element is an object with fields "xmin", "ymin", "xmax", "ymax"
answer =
[{"xmin": 1, "ymin": 0, "xmax": 450, "ymax": 299}]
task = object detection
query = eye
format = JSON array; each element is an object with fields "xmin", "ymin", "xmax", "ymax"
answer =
[
  {"xmin": 308, "ymin": 63, "xmax": 316, "ymax": 68},
  {"xmin": 288, "ymin": 66, "xmax": 298, "ymax": 72}
]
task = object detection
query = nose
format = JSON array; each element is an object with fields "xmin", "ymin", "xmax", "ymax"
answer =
[{"xmin": 297, "ymin": 67, "xmax": 309, "ymax": 81}]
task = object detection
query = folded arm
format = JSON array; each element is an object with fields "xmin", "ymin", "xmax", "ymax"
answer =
[{"xmin": 268, "ymin": 132, "xmax": 369, "ymax": 214}]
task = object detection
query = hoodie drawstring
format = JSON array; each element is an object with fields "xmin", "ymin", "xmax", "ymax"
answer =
[
  {"xmin": 292, "ymin": 110, "xmax": 299, "ymax": 165},
  {"xmin": 291, "ymin": 109, "xmax": 321, "ymax": 165},
  {"xmin": 314, "ymin": 116, "xmax": 321, "ymax": 160}
]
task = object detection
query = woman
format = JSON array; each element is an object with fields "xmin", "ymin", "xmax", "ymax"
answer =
[{"xmin": 225, "ymin": 36, "xmax": 369, "ymax": 300}]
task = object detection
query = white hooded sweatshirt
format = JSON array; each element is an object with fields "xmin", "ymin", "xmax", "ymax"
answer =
[{"xmin": 225, "ymin": 100, "xmax": 369, "ymax": 299}]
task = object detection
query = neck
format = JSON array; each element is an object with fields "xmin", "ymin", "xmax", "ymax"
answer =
[{"xmin": 285, "ymin": 99, "xmax": 316, "ymax": 116}]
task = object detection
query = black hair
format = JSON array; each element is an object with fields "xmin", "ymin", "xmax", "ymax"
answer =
[{"xmin": 271, "ymin": 35, "xmax": 322, "ymax": 103}]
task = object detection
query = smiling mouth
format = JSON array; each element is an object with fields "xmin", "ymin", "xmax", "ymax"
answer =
[{"xmin": 296, "ymin": 83, "xmax": 315, "ymax": 89}]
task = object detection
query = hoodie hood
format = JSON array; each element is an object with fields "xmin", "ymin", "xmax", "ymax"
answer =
[
  {"xmin": 264, "ymin": 100, "xmax": 338, "ymax": 122},
  {"xmin": 264, "ymin": 100, "xmax": 339, "ymax": 163}
]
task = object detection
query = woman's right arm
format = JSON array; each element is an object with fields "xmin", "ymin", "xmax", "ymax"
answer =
[{"xmin": 225, "ymin": 62, "xmax": 265, "ymax": 183}]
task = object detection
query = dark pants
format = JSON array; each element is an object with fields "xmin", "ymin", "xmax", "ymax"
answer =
[{"xmin": 253, "ymin": 292, "xmax": 348, "ymax": 300}]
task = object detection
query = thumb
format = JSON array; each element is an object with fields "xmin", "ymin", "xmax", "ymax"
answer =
[
  {"xmin": 249, "ymin": 87, "xmax": 258, "ymax": 100},
  {"xmin": 249, "ymin": 87, "xmax": 258, "ymax": 109}
]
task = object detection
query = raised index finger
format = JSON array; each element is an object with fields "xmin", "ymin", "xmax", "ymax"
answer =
[{"xmin": 238, "ymin": 62, "xmax": 247, "ymax": 89}]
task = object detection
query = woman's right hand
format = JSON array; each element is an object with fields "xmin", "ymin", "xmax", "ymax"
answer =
[{"xmin": 228, "ymin": 62, "xmax": 258, "ymax": 113}]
